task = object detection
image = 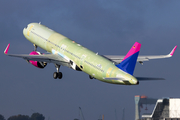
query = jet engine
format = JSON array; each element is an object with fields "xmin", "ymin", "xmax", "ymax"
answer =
[
  {"xmin": 29, "ymin": 51, "xmax": 47, "ymax": 68},
  {"xmin": 70, "ymin": 60, "xmax": 82, "ymax": 71}
]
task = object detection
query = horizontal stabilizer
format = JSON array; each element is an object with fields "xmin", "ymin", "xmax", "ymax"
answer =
[{"xmin": 136, "ymin": 77, "xmax": 165, "ymax": 81}]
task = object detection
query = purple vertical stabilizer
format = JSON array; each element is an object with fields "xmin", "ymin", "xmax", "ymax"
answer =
[{"xmin": 116, "ymin": 42, "xmax": 141, "ymax": 75}]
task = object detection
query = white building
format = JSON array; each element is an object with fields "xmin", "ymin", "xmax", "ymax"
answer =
[{"xmin": 142, "ymin": 98, "xmax": 180, "ymax": 120}]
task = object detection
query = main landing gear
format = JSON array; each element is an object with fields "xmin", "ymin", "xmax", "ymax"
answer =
[
  {"xmin": 32, "ymin": 44, "xmax": 63, "ymax": 79},
  {"xmin": 53, "ymin": 64, "xmax": 63, "ymax": 79},
  {"xmin": 89, "ymin": 75, "xmax": 94, "ymax": 79}
]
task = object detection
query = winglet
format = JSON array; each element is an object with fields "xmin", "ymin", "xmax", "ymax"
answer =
[
  {"xmin": 4, "ymin": 44, "xmax": 10, "ymax": 54},
  {"xmin": 169, "ymin": 46, "xmax": 177, "ymax": 56}
]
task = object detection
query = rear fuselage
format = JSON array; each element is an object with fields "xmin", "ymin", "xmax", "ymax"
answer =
[{"xmin": 23, "ymin": 23, "xmax": 138, "ymax": 85}]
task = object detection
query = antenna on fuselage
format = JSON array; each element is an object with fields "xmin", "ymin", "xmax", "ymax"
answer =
[{"xmin": 39, "ymin": 22, "xmax": 41, "ymax": 25}]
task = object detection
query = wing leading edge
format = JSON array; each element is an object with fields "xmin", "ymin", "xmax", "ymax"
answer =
[{"xmin": 4, "ymin": 44, "xmax": 70, "ymax": 67}]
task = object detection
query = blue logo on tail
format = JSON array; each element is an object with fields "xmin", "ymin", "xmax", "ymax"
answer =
[
  {"xmin": 116, "ymin": 42, "xmax": 141, "ymax": 75},
  {"xmin": 116, "ymin": 52, "xmax": 139, "ymax": 75}
]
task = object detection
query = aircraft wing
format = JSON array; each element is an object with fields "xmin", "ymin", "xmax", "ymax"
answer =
[
  {"xmin": 136, "ymin": 77, "xmax": 165, "ymax": 80},
  {"xmin": 4, "ymin": 44, "xmax": 70, "ymax": 67},
  {"xmin": 102, "ymin": 46, "xmax": 177, "ymax": 64}
]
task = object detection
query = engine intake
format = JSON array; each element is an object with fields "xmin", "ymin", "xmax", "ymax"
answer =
[{"xmin": 29, "ymin": 51, "xmax": 47, "ymax": 68}]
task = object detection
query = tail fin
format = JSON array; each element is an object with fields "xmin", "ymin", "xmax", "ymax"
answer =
[{"xmin": 116, "ymin": 42, "xmax": 141, "ymax": 75}]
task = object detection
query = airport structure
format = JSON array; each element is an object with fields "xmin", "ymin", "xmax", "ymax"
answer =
[
  {"xmin": 135, "ymin": 95, "xmax": 157, "ymax": 120},
  {"xmin": 75, "ymin": 97, "xmax": 180, "ymax": 120},
  {"xmin": 135, "ymin": 96, "xmax": 180, "ymax": 120}
]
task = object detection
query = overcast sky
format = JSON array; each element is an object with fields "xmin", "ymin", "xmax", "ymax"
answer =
[{"xmin": 1, "ymin": 0, "xmax": 180, "ymax": 120}]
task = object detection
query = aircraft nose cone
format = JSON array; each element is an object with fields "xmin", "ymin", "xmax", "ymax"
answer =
[{"xmin": 23, "ymin": 28, "xmax": 27, "ymax": 36}]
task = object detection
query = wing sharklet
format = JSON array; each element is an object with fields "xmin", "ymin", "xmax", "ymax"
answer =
[
  {"xmin": 4, "ymin": 44, "xmax": 10, "ymax": 54},
  {"xmin": 169, "ymin": 45, "xmax": 177, "ymax": 56}
]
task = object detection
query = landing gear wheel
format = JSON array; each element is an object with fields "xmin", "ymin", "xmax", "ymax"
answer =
[
  {"xmin": 89, "ymin": 75, "xmax": 93, "ymax": 79},
  {"xmin": 53, "ymin": 72, "xmax": 58, "ymax": 79},
  {"xmin": 58, "ymin": 72, "xmax": 62, "ymax": 79},
  {"xmin": 53, "ymin": 72, "xmax": 63, "ymax": 79}
]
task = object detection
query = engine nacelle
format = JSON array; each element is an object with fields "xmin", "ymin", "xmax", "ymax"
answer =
[
  {"xmin": 29, "ymin": 51, "xmax": 47, "ymax": 68},
  {"xmin": 70, "ymin": 60, "xmax": 82, "ymax": 71}
]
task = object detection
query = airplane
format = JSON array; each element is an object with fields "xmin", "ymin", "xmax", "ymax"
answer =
[{"xmin": 4, "ymin": 23, "xmax": 177, "ymax": 85}]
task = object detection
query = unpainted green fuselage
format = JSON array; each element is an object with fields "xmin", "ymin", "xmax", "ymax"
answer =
[{"xmin": 23, "ymin": 23, "xmax": 138, "ymax": 85}]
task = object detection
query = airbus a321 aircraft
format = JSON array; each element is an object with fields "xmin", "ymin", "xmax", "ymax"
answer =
[{"xmin": 4, "ymin": 23, "xmax": 177, "ymax": 85}]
